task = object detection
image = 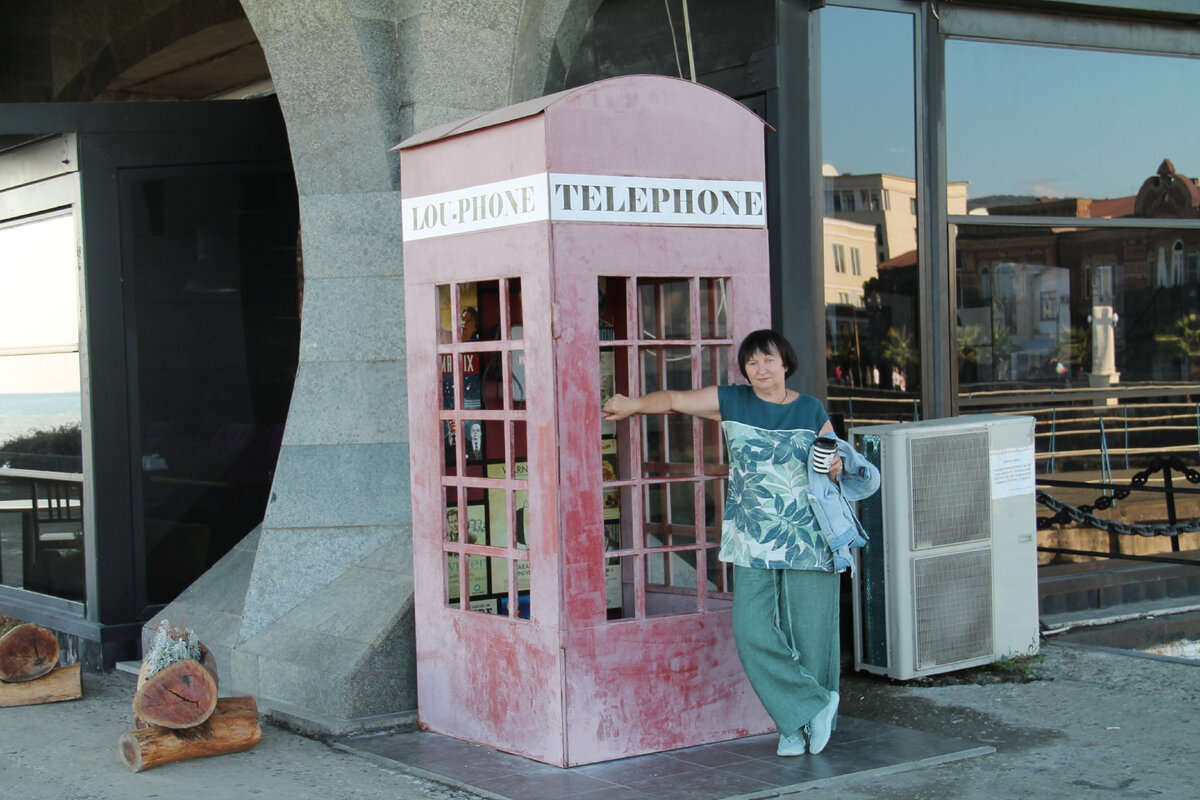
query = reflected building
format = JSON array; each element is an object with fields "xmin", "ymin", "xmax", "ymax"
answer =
[
  {"xmin": 956, "ymin": 159, "xmax": 1200, "ymax": 386},
  {"xmin": 824, "ymin": 168, "xmax": 969, "ymax": 263}
]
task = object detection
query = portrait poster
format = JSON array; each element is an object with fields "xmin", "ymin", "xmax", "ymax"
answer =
[
  {"xmin": 445, "ymin": 502, "xmax": 488, "ymax": 601},
  {"xmin": 487, "ymin": 460, "xmax": 530, "ymax": 593}
]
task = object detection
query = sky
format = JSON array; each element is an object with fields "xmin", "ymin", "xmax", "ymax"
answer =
[
  {"xmin": 0, "ymin": 212, "xmax": 81, "ymax": 395},
  {"xmin": 820, "ymin": 5, "xmax": 1200, "ymax": 201}
]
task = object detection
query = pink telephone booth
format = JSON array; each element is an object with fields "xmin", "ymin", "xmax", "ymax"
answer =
[{"xmin": 398, "ymin": 75, "xmax": 774, "ymax": 767}]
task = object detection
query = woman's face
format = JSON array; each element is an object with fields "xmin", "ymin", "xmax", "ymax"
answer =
[{"xmin": 743, "ymin": 345, "xmax": 787, "ymax": 393}]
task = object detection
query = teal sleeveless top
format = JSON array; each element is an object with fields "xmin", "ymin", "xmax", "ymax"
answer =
[{"xmin": 717, "ymin": 384, "xmax": 833, "ymax": 571}]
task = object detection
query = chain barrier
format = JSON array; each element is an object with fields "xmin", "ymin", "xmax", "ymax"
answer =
[{"xmin": 1036, "ymin": 456, "xmax": 1200, "ymax": 537}]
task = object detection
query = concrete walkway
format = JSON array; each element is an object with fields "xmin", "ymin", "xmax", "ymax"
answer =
[{"xmin": 1, "ymin": 637, "xmax": 1195, "ymax": 799}]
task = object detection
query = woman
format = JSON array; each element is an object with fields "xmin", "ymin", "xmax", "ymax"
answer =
[{"xmin": 601, "ymin": 329, "xmax": 878, "ymax": 757}]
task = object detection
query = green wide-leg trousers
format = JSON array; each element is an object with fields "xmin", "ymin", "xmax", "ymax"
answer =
[{"xmin": 732, "ymin": 565, "xmax": 840, "ymax": 737}]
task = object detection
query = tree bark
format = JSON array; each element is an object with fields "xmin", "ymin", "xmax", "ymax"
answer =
[
  {"xmin": 0, "ymin": 623, "xmax": 60, "ymax": 682},
  {"xmin": 0, "ymin": 662, "xmax": 81, "ymax": 707},
  {"xmin": 119, "ymin": 696, "xmax": 261, "ymax": 773},
  {"xmin": 132, "ymin": 657, "xmax": 219, "ymax": 729}
]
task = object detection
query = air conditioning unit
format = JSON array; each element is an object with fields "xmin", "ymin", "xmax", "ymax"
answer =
[{"xmin": 850, "ymin": 414, "xmax": 1039, "ymax": 680}]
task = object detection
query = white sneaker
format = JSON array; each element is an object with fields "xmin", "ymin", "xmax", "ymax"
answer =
[
  {"xmin": 776, "ymin": 731, "xmax": 806, "ymax": 757},
  {"xmin": 806, "ymin": 691, "xmax": 839, "ymax": 755}
]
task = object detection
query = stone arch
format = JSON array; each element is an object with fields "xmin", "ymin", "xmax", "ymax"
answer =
[
  {"xmin": 54, "ymin": 0, "xmax": 250, "ymax": 101},
  {"xmin": 511, "ymin": 0, "xmax": 605, "ymax": 101}
]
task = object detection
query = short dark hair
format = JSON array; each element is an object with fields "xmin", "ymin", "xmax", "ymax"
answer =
[{"xmin": 737, "ymin": 329, "xmax": 797, "ymax": 380}]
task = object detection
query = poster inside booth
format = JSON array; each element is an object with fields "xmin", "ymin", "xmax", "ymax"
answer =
[{"xmin": 439, "ymin": 280, "xmax": 529, "ymax": 616}]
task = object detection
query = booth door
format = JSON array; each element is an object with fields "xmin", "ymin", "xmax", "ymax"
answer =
[{"xmin": 599, "ymin": 275, "xmax": 733, "ymax": 618}]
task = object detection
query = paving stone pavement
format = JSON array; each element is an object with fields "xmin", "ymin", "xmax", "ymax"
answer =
[{"xmin": 1, "ymin": 639, "xmax": 1195, "ymax": 800}]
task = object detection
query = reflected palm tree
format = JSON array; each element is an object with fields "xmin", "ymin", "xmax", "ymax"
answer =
[{"xmin": 883, "ymin": 326, "xmax": 918, "ymax": 390}]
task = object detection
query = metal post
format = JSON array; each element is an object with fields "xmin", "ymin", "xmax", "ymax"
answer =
[
  {"xmin": 1099, "ymin": 416, "xmax": 1112, "ymax": 497},
  {"xmin": 1163, "ymin": 465, "xmax": 1180, "ymax": 552},
  {"xmin": 1049, "ymin": 407, "xmax": 1057, "ymax": 474},
  {"xmin": 1123, "ymin": 404, "xmax": 1130, "ymax": 470}
]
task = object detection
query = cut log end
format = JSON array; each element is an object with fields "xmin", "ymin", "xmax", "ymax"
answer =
[
  {"xmin": 0, "ymin": 623, "xmax": 61, "ymax": 683},
  {"xmin": 133, "ymin": 658, "xmax": 219, "ymax": 729}
]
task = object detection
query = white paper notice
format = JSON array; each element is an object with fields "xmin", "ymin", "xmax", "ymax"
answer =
[{"xmin": 991, "ymin": 446, "xmax": 1035, "ymax": 499}]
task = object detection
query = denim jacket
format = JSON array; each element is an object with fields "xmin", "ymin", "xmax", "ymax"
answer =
[{"xmin": 805, "ymin": 435, "xmax": 880, "ymax": 573}]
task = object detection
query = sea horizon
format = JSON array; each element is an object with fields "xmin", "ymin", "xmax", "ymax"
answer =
[{"xmin": 0, "ymin": 392, "xmax": 82, "ymax": 444}]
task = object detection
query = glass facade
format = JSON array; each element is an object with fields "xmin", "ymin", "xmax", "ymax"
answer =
[
  {"xmin": 820, "ymin": 6, "xmax": 923, "ymax": 429},
  {"xmin": 0, "ymin": 210, "xmax": 84, "ymax": 601},
  {"xmin": 125, "ymin": 167, "xmax": 300, "ymax": 604}
]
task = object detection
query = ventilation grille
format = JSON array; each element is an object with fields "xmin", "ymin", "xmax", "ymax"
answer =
[
  {"xmin": 909, "ymin": 432, "xmax": 991, "ymax": 549},
  {"xmin": 913, "ymin": 549, "xmax": 993, "ymax": 670}
]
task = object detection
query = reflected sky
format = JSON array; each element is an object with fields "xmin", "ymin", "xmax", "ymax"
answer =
[
  {"xmin": 821, "ymin": 7, "xmax": 915, "ymax": 179},
  {"xmin": 820, "ymin": 5, "xmax": 1200, "ymax": 203},
  {"xmin": 947, "ymin": 40, "xmax": 1200, "ymax": 201}
]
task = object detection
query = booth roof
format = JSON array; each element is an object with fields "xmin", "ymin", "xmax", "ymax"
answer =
[{"xmin": 391, "ymin": 75, "xmax": 768, "ymax": 152}]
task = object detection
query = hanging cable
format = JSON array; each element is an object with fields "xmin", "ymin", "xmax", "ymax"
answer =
[
  {"xmin": 663, "ymin": 0, "xmax": 684, "ymax": 80},
  {"xmin": 681, "ymin": 0, "xmax": 697, "ymax": 82}
]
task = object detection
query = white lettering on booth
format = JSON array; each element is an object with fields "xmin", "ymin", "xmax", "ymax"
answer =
[{"xmin": 402, "ymin": 173, "xmax": 765, "ymax": 241}]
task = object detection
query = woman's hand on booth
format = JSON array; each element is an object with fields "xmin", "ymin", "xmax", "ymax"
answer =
[{"xmin": 602, "ymin": 393, "xmax": 638, "ymax": 421}]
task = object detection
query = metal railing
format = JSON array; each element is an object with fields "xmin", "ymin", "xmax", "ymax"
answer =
[{"xmin": 1036, "ymin": 456, "xmax": 1200, "ymax": 566}]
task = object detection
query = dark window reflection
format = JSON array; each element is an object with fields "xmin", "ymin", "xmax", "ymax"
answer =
[
  {"xmin": 127, "ymin": 168, "xmax": 299, "ymax": 604},
  {"xmin": 956, "ymin": 222, "xmax": 1200, "ymax": 389}
]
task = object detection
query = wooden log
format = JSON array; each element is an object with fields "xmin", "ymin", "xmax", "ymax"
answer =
[
  {"xmin": 133, "ymin": 644, "xmax": 218, "ymax": 729},
  {"xmin": 0, "ymin": 623, "xmax": 61, "ymax": 682},
  {"xmin": 132, "ymin": 658, "xmax": 219, "ymax": 729},
  {"xmin": 0, "ymin": 662, "xmax": 82, "ymax": 707},
  {"xmin": 119, "ymin": 696, "xmax": 261, "ymax": 773}
]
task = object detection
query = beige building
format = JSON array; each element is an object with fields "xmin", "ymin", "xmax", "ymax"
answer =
[
  {"xmin": 823, "ymin": 169, "xmax": 968, "ymax": 263},
  {"xmin": 822, "ymin": 217, "xmax": 878, "ymax": 307}
]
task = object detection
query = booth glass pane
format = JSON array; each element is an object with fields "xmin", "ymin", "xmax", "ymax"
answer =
[
  {"xmin": 506, "ymin": 277, "xmax": 523, "ymax": 341},
  {"xmin": 704, "ymin": 478, "xmax": 725, "ymax": 543},
  {"xmin": 510, "ymin": 420, "xmax": 528, "ymax": 475},
  {"xmin": 641, "ymin": 346, "xmax": 693, "ymax": 393},
  {"xmin": 641, "ymin": 414, "xmax": 666, "ymax": 475},
  {"xmin": 666, "ymin": 413, "xmax": 694, "ymax": 466},
  {"xmin": 667, "ymin": 549, "xmax": 700, "ymax": 590},
  {"xmin": 638, "ymin": 278, "xmax": 690, "ymax": 339},
  {"xmin": 513, "ymin": 488, "xmax": 529, "ymax": 549},
  {"xmin": 645, "ymin": 553, "xmax": 699, "ymax": 617},
  {"xmin": 644, "ymin": 483, "xmax": 667, "ymax": 530},
  {"xmin": 700, "ymin": 344, "xmax": 729, "ymax": 387},
  {"xmin": 599, "ymin": 276, "xmax": 628, "ymax": 340},
  {"xmin": 467, "ymin": 280, "xmax": 499, "ymax": 342},
  {"xmin": 445, "ymin": 552, "xmax": 464, "ymax": 604},
  {"xmin": 700, "ymin": 277, "xmax": 728, "ymax": 339},
  {"xmin": 442, "ymin": 420, "xmax": 458, "ymax": 476},
  {"xmin": 509, "ymin": 350, "xmax": 526, "ymax": 410},
  {"xmin": 437, "ymin": 284, "xmax": 453, "ymax": 343},
  {"xmin": 504, "ymin": 560, "xmax": 531, "ymax": 620},
  {"xmin": 606, "ymin": 554, "xmax": 636, "ymax": 619}
]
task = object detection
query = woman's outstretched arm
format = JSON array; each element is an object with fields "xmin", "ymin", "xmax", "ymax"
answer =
[{"xmin": 602, "ymin": 386, "xmax": 721, "ymax": 422}]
